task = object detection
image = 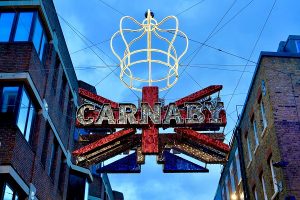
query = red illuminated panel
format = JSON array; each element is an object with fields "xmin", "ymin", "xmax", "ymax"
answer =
[
  {"xmin": 73, "ymin": 128, "xmax": 136, "ymax": 156},
  {"xmin": 174, "ymin": 128, "xmax": 230, "ymax": 153},
  {"xmin": 142, "ymin": 125, "xmax": 159, "ymax": 154},
  {"xmin": 79, "ymin": 88, "xmax": 119, "ymax": 109},
  {"xmin": 174, "ymin": 85, "xmax": 222, "ymax": 107},
  {"xmin": 142, "ymin": 86, "xmax": 159, "ymax": 154}
]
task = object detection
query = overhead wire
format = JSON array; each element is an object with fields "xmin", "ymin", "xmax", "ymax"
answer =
[
  {"xmin": 70, "ymin": 38, "xmax": 111, "ymax": 54},
  {"xmin": 3, "ymin": 2, "xmax": 80, "ymax": 134},
  {"xmin": 175, "ymin": 0, "xmax": 207, "ymax": 16},
  {"xmin": 55, "ymin": 0, "xmax": 261, "ymax": 132},
  {"xmin": 95, "ymin": 0, "xmax": 126, "ymax": 16},
  {"xmin": 162, "ymin": 0, "xmax": 240, "ymax": 99},
  {"xmin": 225, "ymin": 0, "xmax": 277, "ymax": 112},
  {"xmin": 70, "ymin": 33, "xmax": 257, "ymax": 66},
  {"xmin": 57, "ymin": 0, "xmax": 246, "ymax": 99},
  {"xmin": 57, "ymin": 14, "xmax": 140, "ymax": 99}
]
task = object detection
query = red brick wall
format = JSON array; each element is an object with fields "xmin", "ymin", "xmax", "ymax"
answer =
[
  {"xmin": 0, "ymin": 43, "xmax": 46, "ymax": 98},
  {"xmin": 0, "ymin": 41, "xmax": 76, "ymax": 199},
  {"xmin": 239, "ymin": 55, "xmax": 300, "ymax": 200},
  {"xmin": 264, "ymin": 56, "xmax": 300, "ymax": 199}
]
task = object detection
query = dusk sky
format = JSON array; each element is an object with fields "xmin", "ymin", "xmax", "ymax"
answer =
[{"xmin": 53, "ymin": 0, "xmax": 300, "ymax": 199}]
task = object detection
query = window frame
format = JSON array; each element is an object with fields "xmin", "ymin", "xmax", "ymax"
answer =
[
  {"xmin": 0, "ymin": 10, "xmax": 48, "ymax": 61},
  {"xmin": 2, "ymin": 183, "xmax": 19, "ymax": 200},
  {"xmin": 0, "ymin": 84, "xmax": 22, "ymax": 123},
  {"xmin": 246, "ymin": 135, "xmax": 252, "ymax": 166},
  {"xmin": 222, "ymin": 186, "xmax": 226, "ymax": 200},
  {"xmin": 229, "ymin": 162, "xmax": 236, "ymax": 193},
  {"xmin": 31, "ymin": 14, "xmax": 47, "ymax": 61},
  {"xmin": 48, "ymin": 139, "xmax": 58, "ymax": 180},
  {"xmin": 0, "ymin": 86, "xmax": 20, "ymax": 114},
  {"xmin": 296, "ymin": 40, "xmax": 300, "ymax": 53},
  {"xmin": 0, "ymin": 84, "xmax": 36, "ymax": 144},
  {"xmin": 269, "ymin": 158, "xmax": 279, "ymax": 195},
  {"xmin": 253, "ymin": 120, "xmax": 259, "ymax": 151},
  {"xmin": 13, "ymin": 11, "xmax": 35, "ymax": 42},
  {"xmin": 261, "ymin": 174, "xmax": 268, "ymax": 200},
  {"xmin": 225, "ymin": 176, "xmax": 230, "ymax": 200},
  {"xmin": 260, "ymin": 101, "xmax": 268, "ymax": 134},
  {"xmin": 0, "ymin": 12, "xmax": 16, "ymax": 42},
  {"xmin": 253, "ymin": 186, "xmax": 258, "ymax": 200},
  {"xmin": 235, "ymin": 149, "xmax": 242, "ymax": 184},
  {"xmin": 16, "ymin": 86, "xmax": 36, "ymax": 143}
]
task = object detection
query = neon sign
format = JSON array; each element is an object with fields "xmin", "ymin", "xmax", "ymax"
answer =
[{"xmin": 77, "ymin": 99, "xmax": 224, "ymax": 127}]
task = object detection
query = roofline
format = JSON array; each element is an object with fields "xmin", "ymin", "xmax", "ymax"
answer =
[
  {"xmin": 213, "ymin": 50, "xmax": 300, "ymax": 199},
  {"xmin": 235, "ymin": 51, "xmax": 300, "ymax": 128}
]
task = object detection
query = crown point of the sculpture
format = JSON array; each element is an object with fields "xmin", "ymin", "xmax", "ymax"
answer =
[{"xmin": 145, "ymin": 9, "xmax": 154, "ymax": 18}]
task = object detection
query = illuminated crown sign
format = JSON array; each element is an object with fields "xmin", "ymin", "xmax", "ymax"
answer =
[{"xmin": 110, "ymin": 9, "xmax": 189, "ymax": 91}]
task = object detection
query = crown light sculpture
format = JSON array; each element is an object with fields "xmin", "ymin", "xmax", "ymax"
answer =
[{"xmin": 110, "ymin": 9, "xmax": 189, "ymax": 91}]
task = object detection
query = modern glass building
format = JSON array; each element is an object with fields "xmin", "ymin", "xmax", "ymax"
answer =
[{"xmin": 0, "ymin": 1, "xmax": 122, "ymax": 199}]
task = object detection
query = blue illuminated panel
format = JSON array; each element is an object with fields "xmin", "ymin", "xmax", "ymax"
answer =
[
  {"xmin": 163, "ymin": 151, "xmax": 209, "ymax": 173},
  {"xmin": 98, "ymin": 152, "xmax": 141, "ymax": 173}
]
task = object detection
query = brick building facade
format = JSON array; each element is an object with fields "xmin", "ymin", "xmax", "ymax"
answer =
[
  {"xmin": 0, "ymin": 1, "xmax": 122, "ymax": 199},
  {"xmin": 214, "ymin": 35, "xmax": 300, "ymax": 200}
]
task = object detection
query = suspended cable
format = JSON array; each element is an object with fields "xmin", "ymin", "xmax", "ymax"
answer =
[
  {"xmin": 175, "ymin": 0, "xmax": 207, "ymax": 16},
  {"xmin": 95, "ymin": 0, "xmax": 126, "ymax": 16},
  {"xmin": 162, "ymin": 0, "xmax": 239, "ymax": 99},
  {"xmin": 57, "ymin": 14, "xmax": 140, "ymax": 99},
  {"xmin": 225, "ymin": 0, "xmax": 277, "ymax": 111}
]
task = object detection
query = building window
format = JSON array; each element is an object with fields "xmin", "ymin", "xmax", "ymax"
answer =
[
  {"xmin": 0, "ymin": 85, "xmax": 36, "ymax": 143},
  {"xmin": 269, "ymin": 158, "xmax": 278, "ymax": 194},
  {"xmin": 0, "ymin": 12, "xmax": 15, "ymax": 42},
  {"xmin": 3, "ymin": 183, "xmax": 19, "ymax": 200},
  {"xmin": 246, "ymin": 135, "xmax": 252, "ymax": 163},
  {"xmin": 32, "ymin": 16, "xmax": 47, "ymax": 60},
  {"xmin": 260, "ymin": 101, "xmax": 267, "ymax": 132},
  {"xmin": 48, "ymin": 139, "xmax": 58, "ymax": 179},
  {"xmin": 222, "ymin": 186, "xmax": 226, "ymax": 200},
  {"xmin": 235, "ymin": 149, "xmax": 242, "ymax": 184},
  {"xmin": 84, "ymin": 180, "xmax": 89, "ymax": 200},
  {"xmin": 41, "ymin": 123, "xmax": 51, "ymax": 167},
  {"xmin": 16, "ymin": 87, "xmax": 36, "ymax": 142},
  {"xmin": 296, "ymin": 40, "xmax": 300, "ymax": 53},
  {"xmin": 229, "ymin": 163, "xmax": 236, "ymax": 193},
  {"xmin": 14, "ymin": 12, "xmax": 34, "ymax": 41},
  {"xmin": 67, "ymin": 90, "xmax": 74, "ymax": 131},
  {"xmin": 59, "ymin": 75, "xmax": 67, "ymax": 112},
  {"xmin": 225, "ymin": 176, "xmax": 230, "ymax": 200},
  {"xmin": 253, "ymin": 186, "xmax": 258, "ymax": 200},
  {"xmin": 58, "ymin": 155, "xmax": 67, "ymax": 193},
  {"xmin": 261, "ymin": 175, "xmax": 268, "ymax": 200},
  {"xmin": 0, "ymin": 86, "xmax": 19, "ymax": 113},
  {"xmin": 0, "ymin": 11, "xmax": 48, "ymax": 61},
  {"xmin": 51, "ymin": 56, "xmax": 61, "ymax": 95},
  {"xmin": 253, "ymin": 120, "xmax": 259, "ymax": 149}
]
